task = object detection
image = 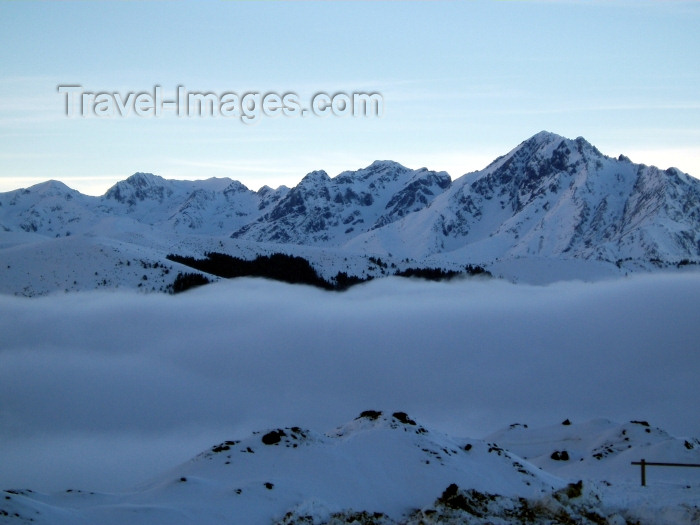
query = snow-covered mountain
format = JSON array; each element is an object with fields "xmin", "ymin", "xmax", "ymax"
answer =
[
  {"xmin": 345, "ymin": 131, "xmax": 700, "ymax": 264},
  {"xmin": 0, "ymin": 173, "xmax": 286, "ymax": 238},
  {"xmin": 1, "ymin": 412, "xmax": 698, "ymax": 524},
  {"xmin": 0, "ymin": 180, "xmax": 100, "ymax": 237},
  {"xmin": 102, "ymin": 173, "xmax": 279, "ymax": 234},
  {"xmin": 231, "ymin": 161, "xmax": 451, "ymax": 244},
  {"xmin": 1, "ymin": 131, "xmax": 699, "ymax": 294}
]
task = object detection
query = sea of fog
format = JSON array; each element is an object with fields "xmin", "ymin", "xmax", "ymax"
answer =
[{"xmin": 1, "ymin": 273, "xmax": 699, "ymax": 492}]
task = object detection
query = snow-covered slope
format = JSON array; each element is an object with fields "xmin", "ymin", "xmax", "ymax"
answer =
[
  {"xmin": 487, "ymin": 418, "xmax": 700, "ymax": 485},
  {"xmin": 0, "ymin": 233, "xmax": 204, "ymax": 296},
  {"xmin": 1, "ymin": 413, "xmax": 697, "ymax": 524}
]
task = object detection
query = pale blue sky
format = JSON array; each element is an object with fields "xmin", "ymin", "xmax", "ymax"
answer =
[{"xmin": 0, "ymin": 0, "xmax": 698, "ymax": 194}]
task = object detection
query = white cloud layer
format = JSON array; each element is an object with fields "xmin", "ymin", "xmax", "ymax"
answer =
[{"xmin": 1, "ymin": 273, "xmax": 699, "ymax": 492}]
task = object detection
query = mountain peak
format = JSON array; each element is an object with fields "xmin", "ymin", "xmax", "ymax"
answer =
[
  {"xmin": 222, "ymin": 179, "xmax": 251, "ymax": 194},
  {"xmin": 104, "ymin": 172, "xmax": 171, "ymax": 205},
  {"xmin": 362, "ymin": 160, "xmax": 411, "ymax": 178},
  {"xmin": 529, "ymin": 130, "xmax": 563, "ymax": 143},
  {"xmin": 520, "ymin": 132, "xmax": 603, "ymax": 159},
  {"xmin": 124, "ymin": 172, "xmax": 166, "ymax": 188},
  {"xmin": 299, "ymin": 169, "xmax": 331, "ymax": 186},
  {"xmin": 367, "ymin": 159, "xmax": 406, "ymax": 170},
  {"xmin": 28, "ymin": 179, "xmax": 75, "ymax": 195},
  {"xmin": 329, "ymin": 410, "xmax": 426, "ymax": 438}
]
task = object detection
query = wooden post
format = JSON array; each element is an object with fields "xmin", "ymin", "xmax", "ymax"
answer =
[{"xmin": 632, "ymin": 459, "xmax": 700, "ymax": 486}]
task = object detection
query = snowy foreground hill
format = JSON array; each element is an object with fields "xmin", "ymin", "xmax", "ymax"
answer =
[
  {"xmin": 1, "ymin": 131, "xmax": 700, "ymax": 294},
  {"xmin": 1, "ymin": 412, "xmax": 698, "ymax": 524}
]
